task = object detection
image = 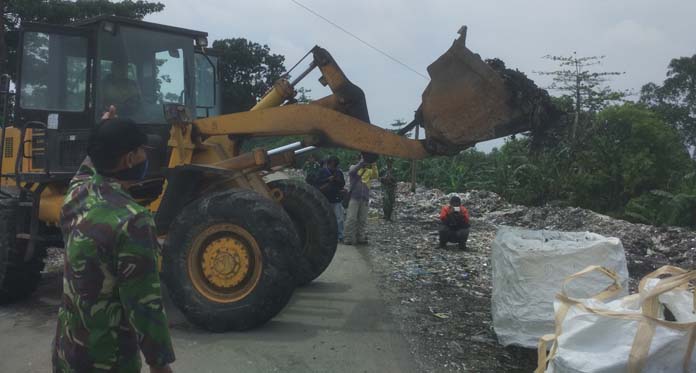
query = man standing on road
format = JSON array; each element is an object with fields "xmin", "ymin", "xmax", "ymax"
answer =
[
  {"xmin": 438, "ymin": 195, "xmax": 470, "ymax": 250},
  {"xmin": 53, "ymin": 118, "xmax": 175, "ymax": 373},
  {"xmin": 380, "ymin": 158, "xmax": 397, "ymax": 221},
  {"xmin": 344, "ymin": 154, "xmax": 379, "ymax": 245},
  {"xmin": 316, "ymin": 155, "xmax": 346, "ymax": 241}
]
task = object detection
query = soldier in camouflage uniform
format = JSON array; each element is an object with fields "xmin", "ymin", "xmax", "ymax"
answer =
[
  {"xmin": 302, "ymin": 154, "xmax": 322, "ymax": 186},
  {"xmin": 380, "ymin": 158, "xmax": 397, "ymax": 221},
  {"xmin": 53, "ymin": 118, "xmax": 175, "ymax": 373}
]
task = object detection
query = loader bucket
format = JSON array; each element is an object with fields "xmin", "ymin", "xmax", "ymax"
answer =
[{"xmin": 420, "ymin": 32, "xmax": 557, "ymax": 154}]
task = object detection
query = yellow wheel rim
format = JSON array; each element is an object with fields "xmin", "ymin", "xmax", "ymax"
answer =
[
  {"xmin": 201, "ymin": 237, "xmax": 250, "ymax": 288},
  {"xmin": 187, "ymin": 223, "xmax": 263, "ymax": 303}
]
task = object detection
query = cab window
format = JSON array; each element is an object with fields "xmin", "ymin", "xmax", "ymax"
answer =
[
  {"xmin": 95, "ymin": 25, "xmax": 192, "ymax": 124},
  {"xmin": 20, "ymin": 32, "xmax": 87, "ymax": 112}
]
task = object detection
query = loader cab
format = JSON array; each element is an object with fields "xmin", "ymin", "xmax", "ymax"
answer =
[{"xmin": 6, "ymin": 16, "xmax": 218, "ymax": 184}]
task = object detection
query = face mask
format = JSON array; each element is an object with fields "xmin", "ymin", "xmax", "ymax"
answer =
[
  {"xmin": 103, "ymin": 159, "xmax": 149, "ymax": 181},
  {"xmin": 453, "ymin": 206, "xmax": 461, "ymax": 212}
]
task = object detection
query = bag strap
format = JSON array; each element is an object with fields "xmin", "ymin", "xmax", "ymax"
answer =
[
  {"xmin": 631, "ymin": 269, "xmax": 696, "ymax": 373},
  {"xmin": 639, "ymin": 270, "xmax": 696, "ymax": 318},
  {"xmin": 536, "ymin": 266, "xmax": 624, "ymax": 372},
  {"xmin": 638, "ymin": 266, "xmax": 689, "ymax": 299},
  {"xmin": 561, "ymin": 265, "xmax": 624, "ymax": 301},
  {"xmin": 535, "ymin": 334, "xmax": 557, "ymax": 373}
]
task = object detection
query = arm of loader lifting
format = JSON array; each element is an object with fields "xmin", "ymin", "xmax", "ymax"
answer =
[
  {"xmin": 194, "ymin": 104, "xmax": 429, "ymax": 159},
  {"xmin": 193, "ymin": 46, "xmax": 431, "ymax": 160}
]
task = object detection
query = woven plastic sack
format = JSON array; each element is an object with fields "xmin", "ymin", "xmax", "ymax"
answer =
[
  {"xmin": 536, "ymin": 265, "xmax": 696, "ymax": 373},
  {"xmin": 491, "ymin": 227, "xmax": 629, "ymax": 347}
]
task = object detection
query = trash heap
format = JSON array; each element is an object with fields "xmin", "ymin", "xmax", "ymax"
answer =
[{"xmin": 365, "ymin": 181, "xmax": 696, "ymax": 372}]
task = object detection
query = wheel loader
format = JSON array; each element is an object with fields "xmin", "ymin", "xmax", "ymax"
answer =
[{"xmin": 0, "ymin": 17, "xmax": 553, "ymax": 331}]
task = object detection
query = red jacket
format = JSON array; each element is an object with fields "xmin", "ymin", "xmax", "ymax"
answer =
[{"xmin": 439, "ymin": 205, "xmax": 470, "ymax": 227}]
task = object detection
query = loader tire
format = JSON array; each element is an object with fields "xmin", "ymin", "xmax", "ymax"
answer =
[
  {"xmin": 268, "ymin": 179, "xmax": 338, "ymax": 285},
  {"xmin": 0, "ymin": 198, "xmax": 46, "ymax": 304},
  {"xmin": 163, "ymin": 189, "xmax": 301, "ymax": 332}
]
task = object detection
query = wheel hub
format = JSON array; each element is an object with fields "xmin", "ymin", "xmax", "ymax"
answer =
[{"xmin": 201, "ymin": 237, "xmax": 250, "ymax": 288}]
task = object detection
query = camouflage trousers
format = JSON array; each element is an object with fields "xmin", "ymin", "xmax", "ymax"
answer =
[{"xmin": 383, "ymin": 187, "xmax": 396, "ymax": 221}]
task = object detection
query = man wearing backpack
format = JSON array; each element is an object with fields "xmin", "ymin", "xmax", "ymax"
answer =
[{"xmin": 438, "ymin": 195, "xmax": 470, "ymax": 250}]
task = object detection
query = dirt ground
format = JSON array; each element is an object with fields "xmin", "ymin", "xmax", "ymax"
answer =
[
  {"xmin": 1, "ymin": 246, "xmax": 417, "ymax": 373},
  {"xmin": 5, "ymin": 179, "xmax": 694, "ymax": 372},
  {"xmin": 360, "ymin": 182, "xmax": 695, "ymax": 372},
  {"xmin": 365, "ymin": 218, "xmax": 537, "ymax": 372}
]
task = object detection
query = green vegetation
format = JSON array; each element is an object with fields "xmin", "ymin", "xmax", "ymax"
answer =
[
  {"xmin": 366, "ymin": 55, "xmax": 696, "ymax": 229},
  {"xmin": 212, "ymin": 38, "xmax": 286, "ymax": 114}
]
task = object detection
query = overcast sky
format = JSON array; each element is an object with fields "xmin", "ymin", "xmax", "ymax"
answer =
[{"xmin": 148, "ymin": 0, "xmax": 696, "ymax": 151}]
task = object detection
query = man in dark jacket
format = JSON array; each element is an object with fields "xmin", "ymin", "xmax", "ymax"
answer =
[
  {"xmin": 438, "ymin": 195, "xmax": 470, "ymax": 250},
  {"xmin": 316, "ymin": 155, "xmax": 346, "ymax": 241}
]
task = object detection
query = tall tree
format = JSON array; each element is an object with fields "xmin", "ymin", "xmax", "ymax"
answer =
[
  {"xmin": 640, "ymin": 55, "xmax": 696, "ymax": 150},
  {"xmin": 572, "ymin": 103, "xmax": 691, "ymax": 213},
  {"xmin": 212, "ymin": 38, "xmax": 286, "ymax": 114},
  {"xmin": 1, "ymin": 0, "xmax": 165, "ymax": 78},
  {"xmin": 536, "ymin": 53, "xmax": 625, "ymax": 139}
]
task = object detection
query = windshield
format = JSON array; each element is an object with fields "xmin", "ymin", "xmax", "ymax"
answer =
[
  {"xmin": 20, "ymin": 32, "xmax": 87, "ymax": 112},
  {"xmin": 96, "ymin": 25, "xmax": 194, "ymax": 124}
]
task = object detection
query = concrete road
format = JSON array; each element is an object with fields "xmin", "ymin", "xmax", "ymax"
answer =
[{"xmin": 0, "ymin": 245, "xmax": 416, "ymax": 373}]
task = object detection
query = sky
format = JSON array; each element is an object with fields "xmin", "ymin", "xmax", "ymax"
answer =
[{"xmin": 147, "ymin": 0, "xmax": 696, "ymax": 152}]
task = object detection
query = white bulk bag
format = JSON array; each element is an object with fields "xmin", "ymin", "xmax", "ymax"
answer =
[
  {"xmin": 537, "ymin": 265, "xmax": 696, "ymax": 373},
  {"xmin": 491, "ymin": 227, "xmax": 629, "ymax": 348}
]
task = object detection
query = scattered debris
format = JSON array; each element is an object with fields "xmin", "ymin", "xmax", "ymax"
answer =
[
  {"xmin": 40, "ymin": 176, "xmax": 695, "ymax": 372},
  {"xmin": 365, "ymin": 181, "xmax": 695, "ymax": 372}
]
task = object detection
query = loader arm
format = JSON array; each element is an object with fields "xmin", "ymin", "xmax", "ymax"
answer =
[
  {"xmin": 189, "ymin": 31, "xmax": 554, "ymax": 163},
  {"xmin": 193, "ymin": 104, "xmax": 430, "ymax": 160},
  {"xmin": 193, "ymin": 45, "xmax": 432, "ymax": 160}
]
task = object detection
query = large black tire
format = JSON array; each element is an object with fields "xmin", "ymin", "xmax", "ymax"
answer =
[
  {"xmin": 268, "ymin": 179, "xmax": 338, "ymax": 285},
  {"xmin": 0, "ymin": 198, "xmax": 46, "ymax": 304},
  {"xmin": 163, "ymin": 189, "xmax": 301, "ymax": 332}
]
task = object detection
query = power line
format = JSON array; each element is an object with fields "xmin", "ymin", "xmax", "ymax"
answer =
[{"xmin": 290, "ymin": 0, "xmax": 428, "ymax": 80}]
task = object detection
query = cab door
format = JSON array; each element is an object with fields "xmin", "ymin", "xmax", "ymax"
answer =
[
  {"xmin": 14, "ymin": 23, "xmax": 94, "ymax": 176},
  {"xmin": 194, "ymin": 51, "xmax": 220, "ymax": 119}
]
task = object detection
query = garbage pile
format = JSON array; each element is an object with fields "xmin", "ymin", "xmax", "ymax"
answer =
[
  {"xmin": 370, "ymin": 182, "xmax": 695, "ymax": 279},
  {"xmin": 365, "ymin": 182, "xmax": 696, "ymax": 372}
]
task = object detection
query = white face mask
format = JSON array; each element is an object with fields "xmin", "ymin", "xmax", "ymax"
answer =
[{"xmin": 453, "ymin": 206, "xmax": 461, "ymax": 212}]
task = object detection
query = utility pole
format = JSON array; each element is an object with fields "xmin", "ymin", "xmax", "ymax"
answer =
[{"xmin": 410, "ymin": 124, "xmax": 419, "ymax": 192}]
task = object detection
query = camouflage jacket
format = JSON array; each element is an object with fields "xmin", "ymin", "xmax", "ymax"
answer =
[
  {"xmin": 303, "ymin": 160, "xmax": 321, "ymax": 185},
  {"xmin": 53, "ymin": 162, "xmax": 175, "ymax": 372},
  {"xmin": 380, "ymin": 168, "xmax": 397, "ymax": 190}
]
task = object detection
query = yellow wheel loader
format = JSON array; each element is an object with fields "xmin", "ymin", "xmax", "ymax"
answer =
[{"xmin": 0, "ymin": 17, "xmax": 554, "ymax": 331}]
